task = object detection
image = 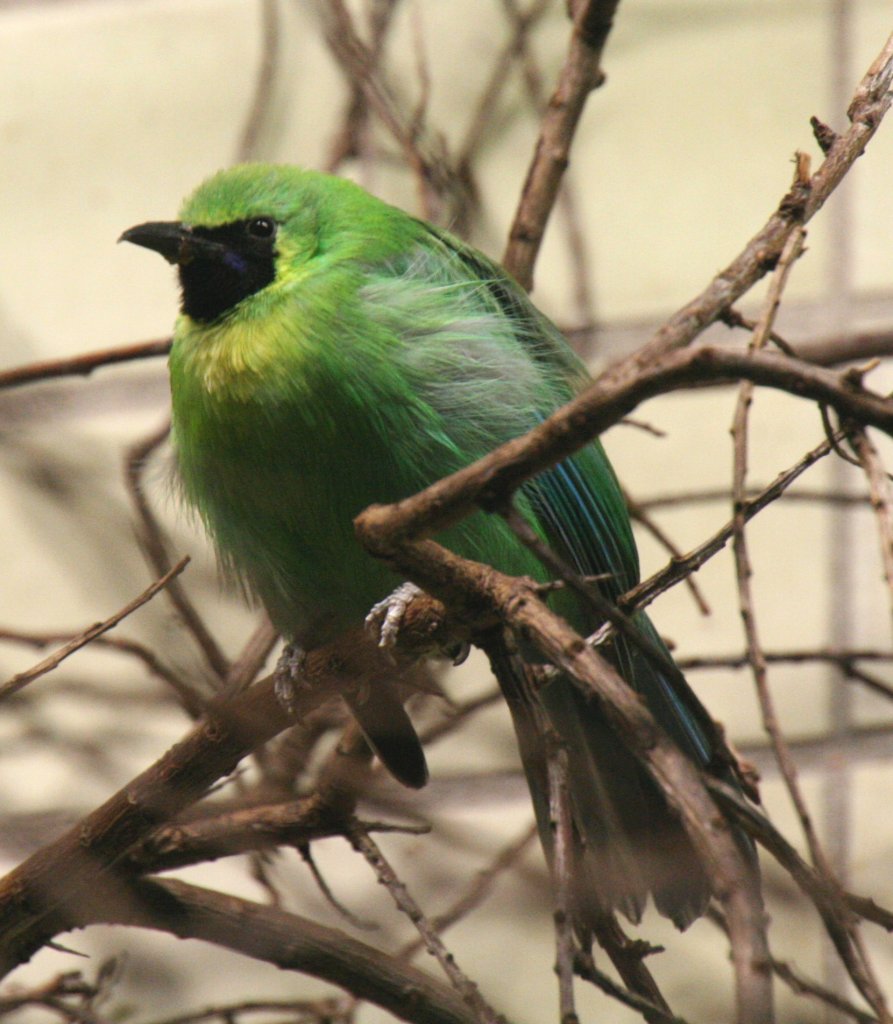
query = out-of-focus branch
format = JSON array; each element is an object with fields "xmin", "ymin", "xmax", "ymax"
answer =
[
  {"xmin": 796, "ymin": 327, "xmax": 893, "ymax": 366},
  {"xmin": 235, "ymin": 0, "xmax": 279, "ymax": 161},
  {"xmin": 325, "ymin": 0, "xmax": 400, "ymax": 171},
  {"xmin": 0, "ymin": 558, "xmax": 189, "ymax": 703},
  {"xmin": 848, "ymin": 425, "xmax": 893, "ymax": 641},
  {"xmin": 317, "ymin": 0, "xmax": 464, "ymax": 221},
  {"xmin": 0, "ymin": 626, "xmax": 200, "ymax": 711},
  {"xmin": 0, "ymin": 339, "xmax": 170, "ymax": 390},
  {"xmin": 124, "ymin": 421, "xmax": 231, "ymax": 682}
]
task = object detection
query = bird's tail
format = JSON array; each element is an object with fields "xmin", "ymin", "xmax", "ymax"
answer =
[{"xmin": 487, "ymin": 622, "xmax": 732, "ymax": 932}]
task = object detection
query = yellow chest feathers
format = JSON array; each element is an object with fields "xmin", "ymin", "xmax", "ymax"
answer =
[{"xmin": 172, "ymin": 306, "xmax": 303, "ymax": 399}]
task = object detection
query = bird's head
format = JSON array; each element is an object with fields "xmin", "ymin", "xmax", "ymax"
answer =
[{"xmin": 120, "ymin": 164, "xmax": 331, "ymax": 324}]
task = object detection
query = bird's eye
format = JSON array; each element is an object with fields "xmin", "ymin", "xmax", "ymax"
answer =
[{"xmin": 246, "ymin": 217, "xmax": 276, "ymax": 239}]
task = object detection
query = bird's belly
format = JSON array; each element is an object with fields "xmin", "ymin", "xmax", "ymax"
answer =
[{"xmin": 188, "ymin": 446, "xmax": 400, "ymax": 645}]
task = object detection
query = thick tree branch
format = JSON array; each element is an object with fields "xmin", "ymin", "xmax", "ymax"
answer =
[
  {"xmin": 349, "ymin": 538, "xmax": 773, "ymax": 1023},
  {"xmin": 89, "ymin": 876, "xmax": 478, "ymax": 1024},
  {"xmin": 356, "ymin": 345, "xmax": 893, "ymax": 552},
  {"xmin": 0, "ymin": 617, "xmax": 448, "ymax": 977}
]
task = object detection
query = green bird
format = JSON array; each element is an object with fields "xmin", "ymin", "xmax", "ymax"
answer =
[{"xmin": 122, "ymin": 163, "xmax": 749, "ymax": 930}]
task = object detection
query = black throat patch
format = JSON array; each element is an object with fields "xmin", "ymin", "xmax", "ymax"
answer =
[{"xmin": 179, "ymin": 220, "xmax": 277, "ymax": 323}]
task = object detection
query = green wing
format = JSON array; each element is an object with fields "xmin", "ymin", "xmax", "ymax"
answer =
[{"xmin": 417, "ymin": 224, "xmax": 717, "ymax": 760}]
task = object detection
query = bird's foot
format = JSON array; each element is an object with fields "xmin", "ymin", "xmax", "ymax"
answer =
[
  {"xmin": 365, "ymin": 582, "xmax": 421, "ymax": 655},
  {"xmin": 274, "ymin": 641, "xmax": 308, "ymax": 711},
  {"xmin": 365, "ymin": 582, "xmax": 470, "ymax": 666}
]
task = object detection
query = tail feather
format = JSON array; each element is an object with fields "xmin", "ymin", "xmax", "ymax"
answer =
[
  {"xmin": 343, "ymin": 685, "xmax": 429, "ymax": 790},
  {"xmin": 488, "ymin": 631, "xmax": 715, "ymax": 931}
]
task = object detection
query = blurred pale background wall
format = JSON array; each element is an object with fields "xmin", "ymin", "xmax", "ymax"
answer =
[{"xmin": 1, "ymin": 1, "xmax": 892, "ymax": 1022}]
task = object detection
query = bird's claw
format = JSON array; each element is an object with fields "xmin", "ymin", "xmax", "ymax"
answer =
[
  {"xmin": 274, "ymin": 641, "xmax": 308, "ymax": 711},
  {"xmin": 365, "ymin": 581, "xmax": 423, "ymax": 658},
  {"xmin": 445, "ymin": 639, "xmax": 471, "ymax": 666},
  {"xmin": 365, "ymin": 582, "xmax": 470, "ymax": 665}
]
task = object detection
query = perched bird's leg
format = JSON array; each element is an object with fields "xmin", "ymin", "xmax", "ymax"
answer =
[
  {"xmin": 365, "ymin": 582, "xmax": 470, "ymax": 665},
  {"xmin": 365, "ymin": 582, "xmax": 422, "ymax": 653},
  {"xmin": 271, "ymin": 631, "xmax": 429, "ymax": 788},
  {"xmin": 274, "ymin": 641, "xmax": 307, "ymax": 710}
]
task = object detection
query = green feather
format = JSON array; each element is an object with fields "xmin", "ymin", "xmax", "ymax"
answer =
[{"xmin": 124, "ymin": 163, "xmax": 751, "ymax": 929}]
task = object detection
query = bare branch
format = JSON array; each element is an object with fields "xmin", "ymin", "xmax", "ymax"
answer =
[
  {"xmin": 348, "ymin": 825, "xmax": 507, "ymax": 1024},
  {"xmin": 0, "ymin": 619, "xmax": 447, "ymax": 976},
  {"xmin": 0, "ymin": 558, "xmax": 189, "ymax": 702},
  {"xmin": 97, "ymin": 876, "xmax": 478, "ymax": 1024},
  {"xmin": 235, "ymin": 0, "xmax": 280, "ymax": 161},
  {"xmin": 356, "ymin": 346, "xmax": 893, "ymax": 555},
  {"xmin": 503, "ymin": 0, "xmax": 621, "ymax": 288},
  {"xmin": 124, "ymin": 421, "xmax": 230, "ymax": 681},
  {"xmin": 847, "ymin": 426, "xmax": 893, "ymax": 640},
  {"xmin": 547, "ymin": 740, "xmax": 580, "ymax": 1024},
  {"xmin": 0, "ymin": 339, "xmax": 170, "ymax": 390}
]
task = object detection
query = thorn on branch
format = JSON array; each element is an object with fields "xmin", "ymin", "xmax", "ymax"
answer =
[
  {"xmin": 810, "ymin": 115, "xmax": 839, "ymax": 155},
  {"xmin": 777, "ymin": 152, "xmax": 812, "ymax": 221},
  {"xmin": 842, "ymin": 359, "xmax": 882, "ymax": 389}
]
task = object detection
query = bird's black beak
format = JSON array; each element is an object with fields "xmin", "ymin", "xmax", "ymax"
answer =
[
  {"xmin": 121, "ymin": 221, "xmax": 231, "ymax": 267},
  {"xmin": 119, "ymin": 221, "xmax": 191, "ymax": 264},
  {"xmin": 121, "ymin": 217, "xmax": 277, "ymax": 322}
]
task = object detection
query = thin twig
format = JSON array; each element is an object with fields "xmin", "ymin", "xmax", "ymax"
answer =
[
  {"xmin": 417, "ymin": 688, "xmax": 503, "ymax": 746},
  {"xmin": 547, "ymin": 740, "xmax": 580, "ymax": 1024},
  {"xmin": 847, "ymin": 426, "xmax": 893, "ymax": 640},
  {"xmin": 728, "ymin": 216, "xmax": 891, "ymax": 1021},
  {"xmin": 625, "ymin": 431, "xmax": 838, "ymax": 614},
  {"xmin": 0, "ymin": 558, "xmax": 189, "ymax": 702},
  {"xmin": 637, "ymin": 486, "xmax": 869, "ymax": 510},
  {"xmin": 706, "ymin": 907, "xmax": 879, "ymax": 1024},
  {"xmin": 0, "ymin": 625, "xmax": 205, "ymax": 714},
  {"xmin": 630, "ymin": 29, "xmax": 893, "ymax": 369},
  {"xmin": 0, "ymin": 339, "xmax": 170, "ymax": 390},
  {"xmin": 145, "ymin": 998, "xmax": 347, "ymax": 1024},
  {"xmin": 624, "ymin": 489, "xmax": 711, "ymax": 615},
  {"xmin": 235, "ymin": 0, "xmax": 280, "ymax": 161},
  {"xmin": 727, "ymin": 222, "xmax": 805, "ymax": 1022},
  {"xmin": 223, "ymin": 613, "xmax": 280, "ymax": 695},
  {"xmin": 124, "ymin": 421, "xmax": 230, "ymax": 681},
  {"xmin": 708, "ymin": 779, "xmax": 893, "ymax": 953},
  {"xmin": 398, "ymin": 824, "xmax": 538, "ymax": 961},
  {"xmin": 348, "ymin": 824, "xmax": 507, "ymax": 1024},
  {"xmin": 298, "ymin": 843, "xmax": 377, "ymax": 930},
  {"xmin": 573, "ymin": 950, "xmax": 687, "ymax": 1024},
  {"xmin": 457, "ymin": 0, "xmax": 552, "ymax": 169},
  {"xmin": 769, "ymin": 955, "xmax": 879, "ymax": 1024}
]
